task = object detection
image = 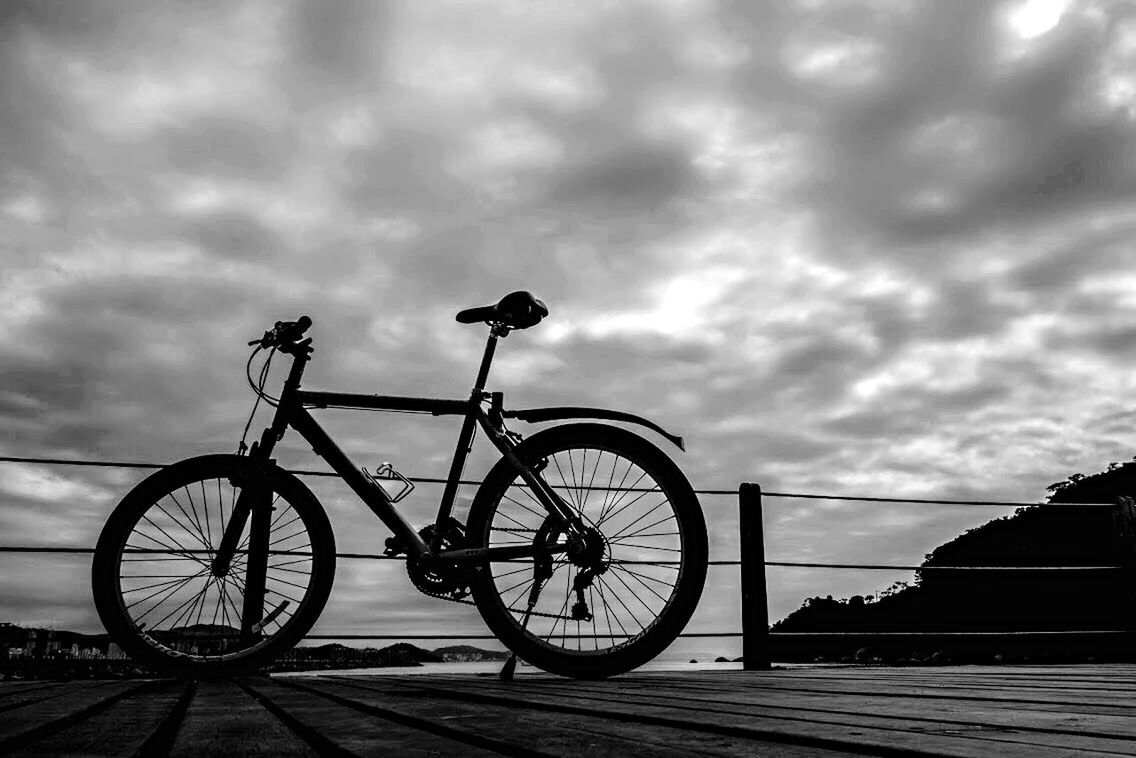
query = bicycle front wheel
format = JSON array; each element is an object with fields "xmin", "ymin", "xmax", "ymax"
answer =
[
  {"xmin": 91, "ymin": 454, "xmax": 335, "ymax": 678},
  {"xmin": 467, "ymin": 423, "xmax": 707, "ymax": 678}
]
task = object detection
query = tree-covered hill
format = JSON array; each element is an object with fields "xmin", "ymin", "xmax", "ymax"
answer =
[{"xmin": 770, "ymin": 459, "xmax": 1136, "ymax": 661}]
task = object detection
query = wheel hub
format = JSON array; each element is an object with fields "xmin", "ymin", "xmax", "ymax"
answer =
[{"xmin": 566, "ymin": 526, "xmax": 607, "ymax": 569}]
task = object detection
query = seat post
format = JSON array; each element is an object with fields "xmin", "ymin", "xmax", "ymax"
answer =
[{"xmin": 472, "ymin": 324, "xmax": 507, "ymax": 391}]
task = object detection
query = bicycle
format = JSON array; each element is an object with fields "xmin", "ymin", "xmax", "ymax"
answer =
[{"xmin": 91, "ymin": 291, "xmax": 708, "ymax": 679}]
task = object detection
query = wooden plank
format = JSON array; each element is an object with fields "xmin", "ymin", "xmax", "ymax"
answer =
[
  {"xmin": 582, "ymin": 673, "xmax": 1136, "ymax": 725},
  {"xmin": 710, "ymin": 668, "xmax": 1136, "ymax": 686},
  {"xmin": 242, "ymin": 677, "xmax": 502, "ymax": 758},
  {"xmin": 0, "ymin": 682, "xmax": 142, "ymax": 743},
  {"xmin": 626, "ymin": 672, "xmax": 1136, "ymax": 708},
  {"xmin": 0, "ymin": 682, "xmax": 83, "ymax": 713},
  {"xmin": 1, "ymin": 668, "xmax": 1134, "ymax": 757},
  {"xmin": 388, "ymin": 674, "xmax": 1133, "ymax": 758},
  {"xmin": 169, "ymin": 680, "xmax": 317, "ymax": 757},
  {"xmin": 751, "ymin": 666, "xmax": 1136, "ymax": 685},
  {"xmin": 11, "ymin": 680, "xmax": 188, "ymax": 756},
  {"xmin": 292, "ymin": 677, "xmax": 688, "ymax": 758},
  {"xmin": 627, "ymin": 671, "xmax": 1136, "ymax": 700},
  {"xmin": 297, "ymin": 676, "xmax": 865, "ymax": 758},
  {"xmin": 748, "ymin": 669, "xmax": 1136, "ymax": 690},
  {"xmin": 500, "ymin": 675, "xmax": 1136, "ymax": 738},
  {"xmin": 612, "ymin": 676, "xmax": 1136, "ymax": 717},
  {"xmin": 0, "ymin": 682, "xmax": 65, "ymax": 701}
]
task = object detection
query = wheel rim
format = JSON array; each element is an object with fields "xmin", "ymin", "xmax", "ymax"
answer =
[
  {"xmin": 481, "ymin": 445, "xmax": 687, "ymax": 657},
  {"xmin": 112, "ymin": 473, "xmax": 318, "ymax": 663}
]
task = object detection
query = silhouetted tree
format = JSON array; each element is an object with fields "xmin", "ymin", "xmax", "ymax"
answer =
[{"xmin": 771, "ymin": 458, "xmax": 1136, "ymax": 661}]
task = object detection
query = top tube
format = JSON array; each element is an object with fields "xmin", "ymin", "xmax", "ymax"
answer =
[{"xmin": 298, "ymin": 391, "xmax": 471, "ymax": 416}]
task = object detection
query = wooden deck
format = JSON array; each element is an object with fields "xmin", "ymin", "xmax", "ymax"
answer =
[{"xmin": 1, "ymin": 664, "xmax": 1136, "ymax": 756}]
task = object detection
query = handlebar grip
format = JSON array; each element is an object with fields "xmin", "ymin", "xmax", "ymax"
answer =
[{"xmin": 274, "ymin": 315, "xmax": 312, "ymax": 346}]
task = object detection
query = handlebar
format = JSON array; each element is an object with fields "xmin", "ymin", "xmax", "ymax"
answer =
[{"xmin": 249, "ymin": 315, "xmax": 312, "ymax": 350}]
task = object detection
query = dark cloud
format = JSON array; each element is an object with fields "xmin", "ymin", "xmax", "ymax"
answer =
[
  {"xmin": 545, "ymin": 140, "xmax": 702, "ymax": 218},
  {"xmin": 283, "ymin": 0, "xmax": 390, "ymax": 100},
  {"xmin": 2, "ymin": 0, "xmax": 1135, "ymax": 642},
  {"xmin": 159, "ymin": 117, "xmax": 294, "ymax": 181},
  {"xmin": 179, "ymin": 211, "xmax": 282, "ymax": 259},
  {"xmin": 724, "ymin": 0, "xmax": 1136, "ymax": 254},
  {"xmin": 1008, "ymin": 217, "xmax": 1136, "ymax": 294},
  {"xmin": 338, "ymin": 127, "xmax": 469, "ymax": 217}
]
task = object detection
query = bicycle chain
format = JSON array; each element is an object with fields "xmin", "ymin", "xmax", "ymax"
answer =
[
  {"xmin": 424, "ymin": 583, "xmax": 573, "ymax": 621},
  {"xmin": 408, "ymin": 556, "xmax": 581, "ymax": 622},
  {"xmin": 399, "ymin": 520, "xmax": 579, "ymax": 622}
]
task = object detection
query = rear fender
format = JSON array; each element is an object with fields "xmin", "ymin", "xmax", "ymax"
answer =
[{"xmin": 502, "ymin": 406, "xmax": 685, "ymax": 451}]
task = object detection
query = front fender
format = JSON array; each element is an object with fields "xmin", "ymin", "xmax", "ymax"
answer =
[{"xmin": 502, "ymin": 406, "xmax": 685, "ymax": 451}]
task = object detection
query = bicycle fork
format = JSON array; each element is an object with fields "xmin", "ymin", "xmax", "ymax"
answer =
[{"xmin": 210, "ymin": 444, "xmax": 276, "ymax": 642}]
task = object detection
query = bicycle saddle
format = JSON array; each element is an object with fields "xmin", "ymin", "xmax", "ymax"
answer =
[{"xmin": 456, "ymin": 291, "xmax": 549, "ymax": 330}]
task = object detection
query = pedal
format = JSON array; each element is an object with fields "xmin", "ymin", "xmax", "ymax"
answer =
[
  {"xmin": 384, "ymin": 535, "xmax": 408, "ymax": 558},
  {"xmin": 251, "ymin": 601, "xmax": 290, "ymax": 634}
]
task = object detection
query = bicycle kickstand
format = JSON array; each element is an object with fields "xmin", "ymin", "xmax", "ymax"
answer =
[{"xmin": 499, "ymin": 553, "xmax": 553, "ymax": 683}]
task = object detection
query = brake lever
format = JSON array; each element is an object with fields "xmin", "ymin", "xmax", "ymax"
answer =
[{"xmin": 248, "ymin": 329, "xmax": 275, "ymax": 347}]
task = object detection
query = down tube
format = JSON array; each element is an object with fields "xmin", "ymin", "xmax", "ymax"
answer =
[{"xmin": 289, "ymin": 405, "xmax": 429, "ymax": 556}]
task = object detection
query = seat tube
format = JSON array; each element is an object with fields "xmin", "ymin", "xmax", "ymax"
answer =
[
  {"xmin": 432, "ymin": 328, "xmax": 503, "ymax": 548},
  {"xmin": 473, "ymin": 328, "xmax": 503, "ymax": 392}
]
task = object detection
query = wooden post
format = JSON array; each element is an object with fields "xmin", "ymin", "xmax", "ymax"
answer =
[
  {"xmin": 1117, "ymin": 496, "xmax": 1136, "ymax": 660},
  {"xmin": 739, "ymin": 483, "xmax": 771, "ymax": 670}
]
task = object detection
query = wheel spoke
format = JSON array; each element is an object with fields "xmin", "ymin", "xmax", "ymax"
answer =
[
  {"xmin": 127, "ymin": 568, "xmax": 205, "ymax": 613},
  {"xmin": 160, "ymin": 493, "xmax": 211, "ymax": 552},
  {"xmin": 607, "ymin": 502, "xmax": 671, "ymax": 541},
  {"xmin": 185, "ymin": 484, "xmax": 211, "ymax": 556},
  {"xmin": 474, "ymin": 433, "xmax": 704, "ymax": 672},
  {"xmin": 501, "ymin": 491, "xmax": 546, "ymax": 521},
  {"xmin": 609, "ymin": 563, "xmax": 671, "ymax": 605},
  {"xmin": 168, "ymin": 489, "xmax": 210, "ymax": 553},
  {"xmin": 595, "ymin": 576, "xmax": 629, "ymax": 643},
  {"xmin": 595, "ymin": 479, "xmax": 656, "ymax": 529},
  {"xmin": 134, "ymin": 571, "xmax": 208, "ymax": 626},
  {"xmin": 596, "ymin": 573, "xmax": 646, "ymax": 634},
  {"xmin": 139, "ymin": 516, "xmax": 206, "ymax": 566},
  {"xmin": 550, "ymin": 454, "xmax": 580, "ymax": 513},
  {"xmin": 104, "ymin": 463, "xmax": 329, "ymax": 674},
  {"xmin": 597, "ymin": 463, "xmax": 642, "ymax": 525},
  {"xmin": 122, "ymin": 576, "xmax": 198, "ymax": 595}
]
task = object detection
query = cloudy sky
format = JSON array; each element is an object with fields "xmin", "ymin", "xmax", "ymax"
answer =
[{"xmin": 2, "ymin": 0, "xmax": 1136, "ymax": 659}]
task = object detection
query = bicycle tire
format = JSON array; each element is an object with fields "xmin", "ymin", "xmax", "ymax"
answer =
[
  {"xmin": 467, "ymin": 423, "xmax": 707, "ymax": 678},
  {"xmin": 91, "ymin": 454, "xmax": 335, "ymax": 679}
]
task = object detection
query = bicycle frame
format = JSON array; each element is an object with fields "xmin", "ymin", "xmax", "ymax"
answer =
[{"xmin": 212, "ymin": 326, "xmax": 580, "ymax": 589}]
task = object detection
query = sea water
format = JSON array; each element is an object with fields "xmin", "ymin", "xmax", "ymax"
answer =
[{"xmin": 275, "ymin": 658, "xmax": 746, "ymax": 677}]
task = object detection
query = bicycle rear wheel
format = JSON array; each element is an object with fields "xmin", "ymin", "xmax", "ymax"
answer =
[
  {"xmin": 91, "ymin": 454, "xmax": 335, "ymax": 678},
  {"xmin": 467, "ymin": 423, "xmax": 707, "ymax": 678}
]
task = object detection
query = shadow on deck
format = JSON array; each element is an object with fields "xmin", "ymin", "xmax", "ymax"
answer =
[{"xmin": 1, "ymin": 664, "xmax": 1135, "ymax": 756}]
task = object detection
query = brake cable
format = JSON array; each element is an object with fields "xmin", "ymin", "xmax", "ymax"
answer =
[{"xmin": 236, "ymin": 346, "xmax": 277, "ymax": 455}]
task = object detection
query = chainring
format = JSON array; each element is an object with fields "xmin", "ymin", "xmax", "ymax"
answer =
[{"xmin": 406, "ymin": 518, "xmax": 472, "ymax": 600}]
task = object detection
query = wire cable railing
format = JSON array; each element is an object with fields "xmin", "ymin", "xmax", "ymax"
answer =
[
  {"xmin": 1, "ymin": 456, "xmax": 1127, "ymax": 657},
  {"xmin": 0, "ymin": 455, "xmax": 1115, "ymax": 506},
  {"xmin": 0, "ymin": 454, "xmax": 756, "ymax": 645}
]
